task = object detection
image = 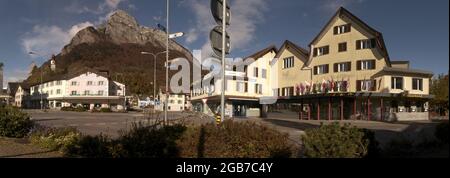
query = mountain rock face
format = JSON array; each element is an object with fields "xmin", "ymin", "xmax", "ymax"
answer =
[
  {"xmin": 27, "ymin": 10, "xmax": 194, "ymax": 96},
  {"xmin": 61, "ymin": 10, "xmax": 191, "ymax": 59}
]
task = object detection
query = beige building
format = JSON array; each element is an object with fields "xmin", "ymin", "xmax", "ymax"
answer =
[
  {"xmin": 191, "ymin": 46, "xmax": 277, "ymax": 117},
  {"xmin": 191, "ymin": 7, "xmax": 434, "ymax": 121}
]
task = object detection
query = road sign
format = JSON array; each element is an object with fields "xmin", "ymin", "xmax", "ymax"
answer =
[
  {"xmin": 169, "ymin": 32, "xmax": 184, "ymax": 39},
  {"xmin": 157, "ymin": 23, "xmax": 167, "ymax": 33},
  {"xmin": 225, "ymin": 71, "xmax": 245, "ymax": 77},
  {"xmin": 211, "ymin": 0, "xmax": 230, "ymax": 26},
  {"xmin": 210, "ymin": 26, "xmax": 230, "ymax": 57}
]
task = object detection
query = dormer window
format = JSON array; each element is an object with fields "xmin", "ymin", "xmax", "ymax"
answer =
[
  {"xmin": 313, "ymin": 46, "xmax": 330, "ymax": 57},
  {"xmin": 334, "ymin": 24, "xmax": 351, "ymax": 35},
  {"xmin": 356, "ymin": 39, "xmax": 376, "ymax": 50}
]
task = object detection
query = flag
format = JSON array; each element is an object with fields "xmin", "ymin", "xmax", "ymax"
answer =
[
  {"xmin": 300, "ymin": 83, "xmax": 305, "ymax": 95},
  {"xmin": 330, "ymin": 78, "xmax": 335, "ymax": 92}
]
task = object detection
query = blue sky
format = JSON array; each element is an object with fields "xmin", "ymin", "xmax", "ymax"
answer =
[{"xmin": 0, "ymin": 0, "xmax": 449, "ymax": 87}]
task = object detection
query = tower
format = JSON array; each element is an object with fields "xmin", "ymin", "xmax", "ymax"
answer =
[{"xmin": 50, "ymin": 55, "xmax": 56, "ymax": 72}]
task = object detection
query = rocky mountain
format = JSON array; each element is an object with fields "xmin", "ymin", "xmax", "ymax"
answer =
[{"xmin": 25, "ymin": 10, "xmax": 194, "ymax": 96}]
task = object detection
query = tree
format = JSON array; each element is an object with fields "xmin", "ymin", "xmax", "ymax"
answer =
[{"xmin": 430, "ymin": 74, "xmax": 449, "ymax": 116}]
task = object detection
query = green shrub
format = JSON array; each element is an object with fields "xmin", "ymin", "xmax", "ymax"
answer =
[
  {"xmin": 302, "ymin": 122, "xmax": 379, "ymax": 158},
  {"xmin": 61, "ymin": 106, "xmax": 87, "ymax": 112},
  {"xmin": 115, "ymin": 123, "xmax": 187, "ymax": 158},
  {"xmin": 435, "ymin": 122, "xmax": 449, "ymax": 144},
  {"xmin": 177, "ymin": 120, "xmax": 293, "ymax": 158},
  {"xmin": 0, "ymin": 106, "xmax": 34, "ymax": 138},
  {"xmin": 30, "ymin": 126, "xmax": 81, "ymax": 152},
  {"xmin": 64, "ymin": 134, "xmax": 113, "ymax": 158},
  {"xmin": 100, "ymin": 108, "xmax": 113, "ymax": 113}
]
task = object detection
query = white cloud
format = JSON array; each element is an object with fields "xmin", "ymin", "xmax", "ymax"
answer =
[
  {"xmin": 184, "ymin": 0, "xmax": 269, "ymax": 58},
  {"xmin": 322, "ymin": 0, "xmax": 366, "ymax": 12},
  {"xmin": 4, "ymin": 68, "xmax": 29, "ymax": 86},
  {"xmin": 65, "ymin": 0, "xmax": 129, "ymax": 14},
  {"xmin": 21, "ymin": 22, "xmax": 93, "ymax": 57}
]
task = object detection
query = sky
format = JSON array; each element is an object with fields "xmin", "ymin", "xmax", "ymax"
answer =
[{"xmin": 0, "ymin": 0, "xmax": 449, "ymax": 88}]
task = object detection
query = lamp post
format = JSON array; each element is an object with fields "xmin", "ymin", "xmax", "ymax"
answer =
[
  {"xmin": 28, "ymin": 51, "xmax": 51, "ymax": 111},
  {"xmin": 141, "ymin": 51, "xmax": 167, "ymax": 111}
]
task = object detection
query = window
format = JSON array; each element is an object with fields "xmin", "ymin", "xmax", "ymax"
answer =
[
  {"xmin": 283, "ymin": 57, "xmax": 295, "ymax": 69},
  {"xmin": 338, "ymin": 42, "xmax": 347, "ymax": 52},
  {"xmin": 255, "ymin": 84, "xmax": 263, "ymax": 94},
  {"xmin": 84, "ymin": 90, "xmax": 90, "ymax": 96},
  {"xmin": 170, "ymin": 100, "xmax": 175, "ymax": 104},
  {"xmin": 273, "ymin": 89, "xmax": 279, "ymax": 97},
  {"xmin": 357, "ymin": 60, "xmax": 376, "ymax": 70},
  {"xmin": 313, "ymin": 64, "xmax": 329, "ymax": 75},
  {"xmin": 261, "ymin": 69, "xmax": 267, "ymax": 79},
  {"xmin": 356, "ymin": 39, "xmax": 376, "ymax": 50},
  {"xmin": 50, "ymin": 82, "xmax": 54, "ymax": 87},
  {"xmin": 236, "ymin": 82, "xmax": 246, "ymax": 93},
  {"xmin": 313, "ymin": 46, "xmax": 330, "ymax": 57},
  {"xmin": 71, "ymin": 81, "xmax": 77, "ymax": 86},
  {"xmin": 254, "ymin": 67, "xmax": 259, "ymax": 77},
  {"xmin": 98, "ymin": 81, "xmax": 104, "ymax": 86},
  {"xmin": 334, "ymin": 24, "xmax": 351, "ymax": 35},
  {"xmin": 87, "ymin": 81, "xmax": 93, "ymax": 86},
  {"xmin": 282, "ymin": 87, "xmax": 294, "ymax": 96},
  {"xmin": 56, "ymin": 89, "xmax": 61, "ymax": 95},
  {"xmin": 50, "ymin": 90, "xmax": 53, "ymax": 95},
  {"xmin": 357, "ymin": 80, "xmax": 376, "ymax": 91},
  {"xmin": 391, "ymin": 77, "xmax": 404, "ymax": 90},
  {"xmin": 178, "ymin": 100, "xmax": 182, "ymax": 104},
  {"xmin": 412, "ymin": 78, "xmax": 423, "ymax": 91},
  {"xmin": 98, "ymin": 90, "xmax": 104, "ymax": 96},
  {"xmin": 334, "ymin": 62, "xmax": 351, "ymax": 73},
  {"xmin": 71, "ymin": 91, "xmax": 77, "ymax": 95},
  {"xmin": 56, "ymin": 81, "xmax": 62, "ymax": 85}
]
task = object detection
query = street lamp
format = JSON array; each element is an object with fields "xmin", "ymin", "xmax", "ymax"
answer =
[
  {"xmin": 141, "ymin": 51, "xmax": 167, "ymax": 111},
  {"xmin": 28, "ymin": 51, "xmax": 51, "ymax": 111}
]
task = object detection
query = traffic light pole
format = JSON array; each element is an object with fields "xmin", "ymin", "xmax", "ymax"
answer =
[{"xmin": 220, "ymin": 0, "xmax": 226, "ymax": 122}]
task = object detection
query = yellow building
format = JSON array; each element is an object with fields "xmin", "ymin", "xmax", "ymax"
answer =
[{"xmin": 191, "ymin": 7, "xmax": 434, "ymax": 121}]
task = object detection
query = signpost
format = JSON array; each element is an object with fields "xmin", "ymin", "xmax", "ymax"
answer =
[{"xmin": 210, "ymin": 0, "xmax": 231, "ymax": 123}]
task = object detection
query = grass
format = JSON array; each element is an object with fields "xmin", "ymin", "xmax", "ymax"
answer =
[{"xmin": 0, "ymin": 137, "xmax": 62, "ymax": 158}]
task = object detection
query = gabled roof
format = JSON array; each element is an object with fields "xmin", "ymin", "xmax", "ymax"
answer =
[
  {"xmin": 244, "ymin": 45, "xmax": 278, "ymax": 61},
  {"xmin": 373, "ymin": 67, "xmax": 434, "ymax": 78},
  {"xmin": 309, "ymin": 7, "xmax": 391, "ymax": 66},
  {"xmin": 7, "ymin": 82, "xmax": 21, "ymax": 95},
  {"xmin": 27, "ymin": 68, "xmax": 111, "ymax": 87},
  {"xmin": 274, "ymin": 40, "xmax": 309, "ymax": 63}
]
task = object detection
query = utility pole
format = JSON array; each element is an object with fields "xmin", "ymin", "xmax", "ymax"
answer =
[
  {"xmin": 165, "ymin": 0, "xmax": 170, "ymax": 125},
  {"xmin": 220, "ymin": 0, "xmax": 226, "ymax": 122}
]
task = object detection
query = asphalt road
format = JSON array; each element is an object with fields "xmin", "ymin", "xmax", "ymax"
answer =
[
  {"xmin": 27, "ymin": 110, "xmax": 441, "ymax": 147},
  {"xmin": 27, "ymin": 110, "xmax": 188, "ymax": 137}
]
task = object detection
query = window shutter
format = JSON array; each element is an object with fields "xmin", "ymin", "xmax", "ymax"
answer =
[
  {"xmin": 357, "ymin": 61, "xmax": 362, "ymax": 70},
  {"xmin": 391, "ymin": 78, "xmax": 395, "ymax": 89},
  {"xmin": 356, "ymin": 40, "xmax": 361, "ymax": 50},
  {"xmin": 245, "ymin": 83, "xmax": 248, "ymax": 92},
  {"xmin": 347, "ymin": 62, "xmax": 352, "ymax": 71},
  {"xmin": 334, "ymin": 63, "xmax": 338, "ymax": 73},
  {"xmin": 356, "ymin": 80, "xmax": 361, "ymax": 91},
  {"xmin": 371, "ymin": 39, "xmax": 377, "ymax": 48},
  {"xmin": 346, "ymin": 24, "xmax": 351, "ymax": 33},
  {"xmin": 313, "ymin": 66, "xmax": 318, "ymax": 75},
  {"xmin": 372, "ymin": 80, "xmax": 377, "ymax": 91},
  {"xmin": 313, "ymin": 48, "xmax": 318, "ymax": 57},
  {"xmin": 324, "ymin": 46, "xmax": 330, "ymax": 55},
  {"xmin": 325, "ymin": 65, "xmax": 329, "ymax": 73},
  {"xmin": 334, "ymin": 26, "xmax": 338, "ymax": 35},
  {"xmin": 371, "ymin": 60, "xmax": 376, "ymax": 70}
]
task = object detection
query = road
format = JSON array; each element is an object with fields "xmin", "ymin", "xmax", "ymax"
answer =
[{"xmin": 27, "ymin": 110, "xmax": 441, "ymax": 147}]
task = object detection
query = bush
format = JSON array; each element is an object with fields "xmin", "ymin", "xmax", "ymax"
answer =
[
  {"xmin": 0, "ymin": 106, "xmax": 34, "ymax": 138},
  {"xmin": 30, "ymin": 126, "xmax": 81, "ymax": 152},
  {"xmin": 382, "ymin": 137, "xmax": 416, "ymax": 158},
  {"xmin": 64, "ymin": 134, "xmax": 113, "ymax": 158},
  {"xmin": 177, "ymin": 120, "xmax": 293, "ymax": 158},
  {"xmin": 61, "ymin": 106, "xmax": 87, "ymax": 112},
  {"xmin": 302, "ymin": 122, "xmax": 379, "ymax": 158},
  {"xmin": 115, "ymin": 123, "xmax": 187, "ymax": 158},
  {"xmin": 435, "ymin": 122, "xmax": 449, "ymax": 144},
  {"xmin": 99, "ymin": 108, "xmax": 113, "ymax": 113},
  {"xmin": 64, "ymin": 122, "xmax": 187, "ymax": 158}
]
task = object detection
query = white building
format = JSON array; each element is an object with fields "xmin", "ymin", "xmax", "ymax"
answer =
[{"xmin": 27, "ymin": 70, "xmax": 126, "ymax": 111}]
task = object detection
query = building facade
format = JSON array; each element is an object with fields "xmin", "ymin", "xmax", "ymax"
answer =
[
  {"xmin": 191, "ymin": 7, "xmax": 434, "ymax": 121},
  {"xmin": 26, "ymin": 71, "xmax": 126, "ymax": 111}
]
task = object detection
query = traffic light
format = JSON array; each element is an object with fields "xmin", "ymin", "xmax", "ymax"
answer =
[{"xmin": 210, "ymin": 0, "xmax": 231, "ymax": 57}]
